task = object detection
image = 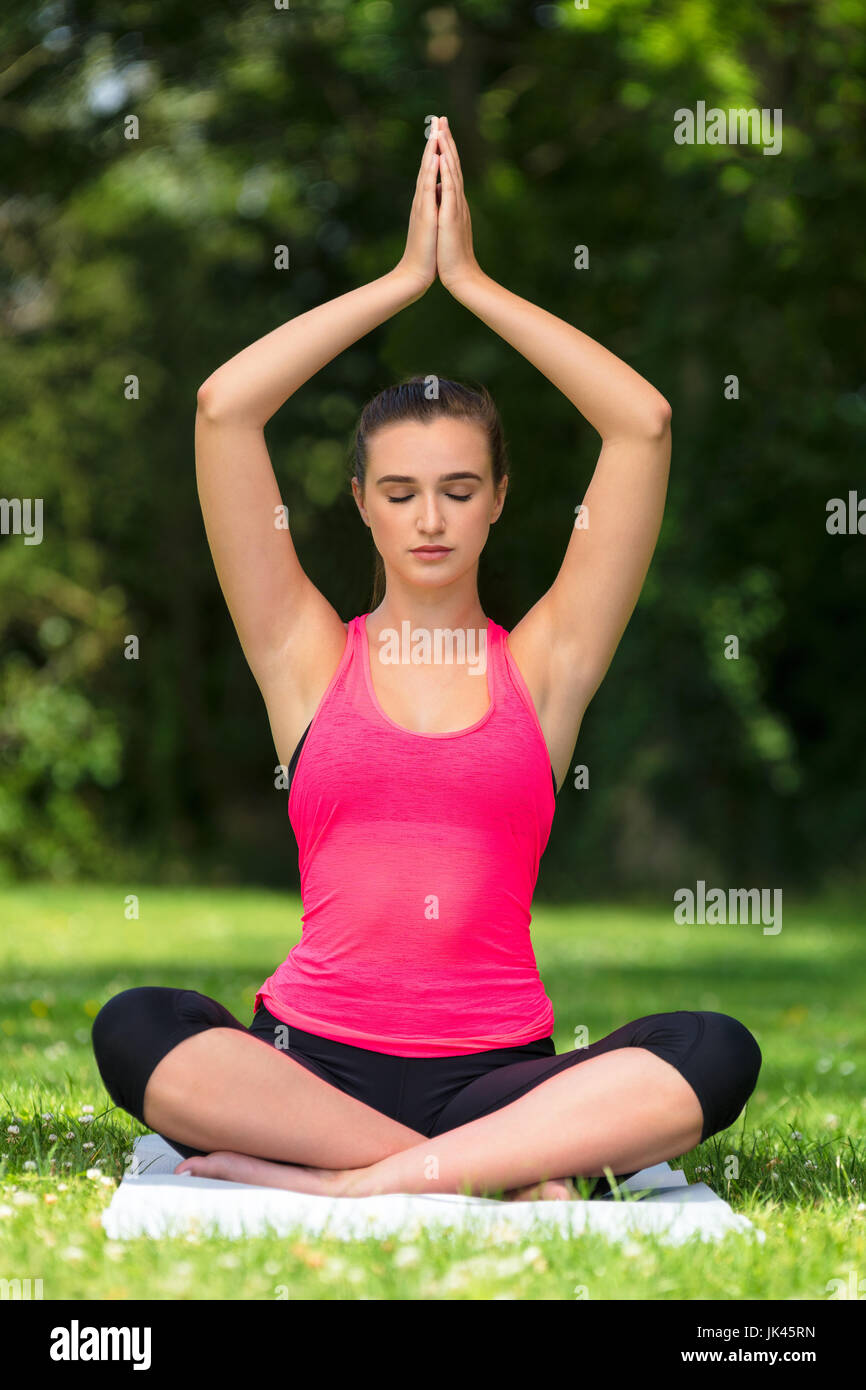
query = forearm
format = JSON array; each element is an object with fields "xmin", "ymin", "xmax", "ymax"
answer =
[
  {"xmin": 197, "ymin": 267, "xmax": 427, "ymax": 427},
  {"xmin": 447, "ymin": 270, "xmax": 670, "ymax": 440}
]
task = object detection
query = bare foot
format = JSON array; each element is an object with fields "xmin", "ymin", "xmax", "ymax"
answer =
[
  {"xmin": 173, "ymin": 1150, "xmax": 343, "ymax": 1197},
  {"xmin": 172, "ymin": 1154, "xmax": 583, "ymax": 1202},
  {"xmin": 505, "ymin": 1178, "xmax": 580, "ymax": 1201}
]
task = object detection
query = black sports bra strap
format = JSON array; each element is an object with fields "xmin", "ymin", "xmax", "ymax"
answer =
[
  {"xmin": 287, "ymin": 721, "xmax": 312, "ymax": 789},
  {"xmin": 285, "ymin": 720, "xmax": 557, "ymax": 797}
]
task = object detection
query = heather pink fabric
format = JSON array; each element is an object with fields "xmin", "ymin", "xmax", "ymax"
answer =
[{"xmin": 254, "ymin": 613, "xmax": 557, "ymax": 1056}]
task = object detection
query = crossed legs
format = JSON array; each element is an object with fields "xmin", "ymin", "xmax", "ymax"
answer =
[
  {"xmin": 92, "ymin": 989, "xmax": 739, "ymax": 1199},
  {"xmin": 141, "ymin": 1025, "xmax": 703, "ymax": 1198},
  {"xmin": 335, "ymin": 1045, "xmax": 704, "ymax": 1197}
]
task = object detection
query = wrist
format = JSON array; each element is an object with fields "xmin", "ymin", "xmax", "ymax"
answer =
[
  {"xmin": 391, "ymin": 262, "xmax": 433, "ymax": 304},
  {"xmin": 441, "ymin": 265, "xmax": 487, "ymax": 301}
]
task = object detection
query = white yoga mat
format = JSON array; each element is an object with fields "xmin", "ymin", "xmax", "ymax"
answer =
[{"xmin": 101, "ymin": 1135, "xmax": 764, "ymax": 1245}]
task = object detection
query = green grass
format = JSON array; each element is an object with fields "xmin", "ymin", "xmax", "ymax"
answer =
[{"xmin": 0, "ymin": 883, "xmax": 863, "ymax": 1300}]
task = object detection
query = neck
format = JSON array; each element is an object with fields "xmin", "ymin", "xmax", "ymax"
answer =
[{"xmin": 367, "ymin": 599, "xmax": 488, "ymax": 638}]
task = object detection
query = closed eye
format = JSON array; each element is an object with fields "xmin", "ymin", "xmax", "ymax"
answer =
[{"xmin": 388, "ymin": 494, "xmax": 472, "ymax": 503}]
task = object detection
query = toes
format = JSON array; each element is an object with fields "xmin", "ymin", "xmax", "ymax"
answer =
[{"xmin": 174, "ymin": 1156, "xmax": 215, "ymax": 1176}]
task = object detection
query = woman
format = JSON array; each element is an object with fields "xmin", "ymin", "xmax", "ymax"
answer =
[{"xmin": 92, "ymin": 116, "xmax": 761, "ymax": 1202}]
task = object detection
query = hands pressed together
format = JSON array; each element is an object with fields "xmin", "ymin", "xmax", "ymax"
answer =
[{"xmin": 396, "ymin": 114, "xmax": 481, "ymax": 297}]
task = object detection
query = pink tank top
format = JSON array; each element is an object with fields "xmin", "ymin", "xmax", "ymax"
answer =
[{"xmin": 254, "ymin": 613, "xmax": 557, "ymax": 1056}]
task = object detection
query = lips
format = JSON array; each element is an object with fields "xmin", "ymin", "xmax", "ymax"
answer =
[{"xmin": 411, "ymin": 546, "xmax": 452, "ymax": 553}]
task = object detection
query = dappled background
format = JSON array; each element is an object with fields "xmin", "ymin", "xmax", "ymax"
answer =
[{"xmin": 1, "ymin": 0, "xmax": 863, "ymax": 898}]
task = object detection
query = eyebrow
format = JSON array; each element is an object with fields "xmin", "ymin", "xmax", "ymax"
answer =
[{"xmin": 374, "ymin": 472, "xmax": 484, "ymax": 485}]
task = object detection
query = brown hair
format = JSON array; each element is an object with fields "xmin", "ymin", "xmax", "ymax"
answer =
[{"xmin": 351, "ymin": 374, "xmax": 510, "ymax": 609}]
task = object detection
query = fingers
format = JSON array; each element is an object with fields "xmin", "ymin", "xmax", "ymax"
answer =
[
  {"xmin": 426, "ymin": 120, "xmax": 441, "ymax": 188},
  {"xmin": 437, "ymin": 118, "xmax": 464, "ymax": 196},
  {"xmin": 438, "ymin": 140, "xmax": 461, "ymax": 218},
  {"xmin": 437, "ymin": 150, "xmax": 449, "ymax": 220},
  {"xmin": 417, "ymin": 116, "xmax": 440, "ymax": 181}
]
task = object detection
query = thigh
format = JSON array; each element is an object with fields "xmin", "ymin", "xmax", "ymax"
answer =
[
  {"xmin": 425, "ymin": 1012, "xmax": 706, "ymax": 1196},
  {"xmin": 94, "ymin": 989, "xmax": 438, "ymax": 1166},
  {"xmin": 428, "ymin": 1011, "xmax": 707, "ymax": 1139},
  {"xmin": 397, "ymin": 1036, "xmax": 557, "ymax": 1138},
  {"xmin": 92, "ymin": 986, "xmax": 248, "ymax": 1127},
  {"xmin": 93, "ymin": 988, "xmax": 343, "ymax": 1138},
  {"xmin": 429, "ymin": 1009, "xmax": 761, "ymax": 1148},
  {"xmin": 248, "ymin": 1003, "xmax": 405, "ymax": 1120},
  {"xmin": 158, "ymin": 1002, "xmax": 450, "ymax": 1169}
]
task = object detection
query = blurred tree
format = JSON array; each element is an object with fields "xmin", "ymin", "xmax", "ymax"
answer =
[{"xmin": 0, "ymin": 0, "xmax": 863, "ymax": 892}]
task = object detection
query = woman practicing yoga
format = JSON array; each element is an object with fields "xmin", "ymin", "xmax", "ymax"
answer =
[{"xmin": 92, "ymin": 115, "xmax": 761, "ymax": 1202}]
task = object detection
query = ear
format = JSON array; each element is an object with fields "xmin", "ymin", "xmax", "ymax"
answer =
[
  {"xmin": 491, "ymin": 474, "xmax": 508, "ymax": 520},
  {"xmin": 351, "ymin": 476, "xmax": 371, "ymax": 526}
]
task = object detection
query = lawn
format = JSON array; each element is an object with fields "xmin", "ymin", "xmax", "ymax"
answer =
[{"xmin": 0, "ymin": 883, "xmax": 863, "ymax": 1300}]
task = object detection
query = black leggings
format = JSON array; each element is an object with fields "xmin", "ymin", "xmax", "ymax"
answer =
[{"xmin": 91, "ymin": 987, "xmax": 762, "ymax": 1192}]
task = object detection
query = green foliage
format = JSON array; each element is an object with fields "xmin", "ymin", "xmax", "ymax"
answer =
[{"xmin": 0, "ymin": 0, "xmax": 863, "ymax": 887}]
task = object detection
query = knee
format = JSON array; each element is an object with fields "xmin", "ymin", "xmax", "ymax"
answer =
[
  {"xmin": 91, "ymin": 985, "xmax": 243, "ymax": 1123},
  {"xmin": 91, "ymin": 987, "xmax": 155, "ymax": 1069},
  {"xmin": 697, "ymin": 1011, "xmax": 763, "ymax": 1137},
  {"xmin": 713, "ymin": 1012, "xmax": 762, "ymax": 1095},
  {"xmin": 90, "ymin": 986, "xmax": 176, "ymax": 1120},
  {"xmin": 91, "ymin": 985, "xmax": 190, "ymax": 1078},
  {"xmin": 91, "ymin": 986, "xmax": 240, "ymax": 1065}
]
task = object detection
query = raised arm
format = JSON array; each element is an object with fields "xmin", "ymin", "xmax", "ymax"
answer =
[
  {"xmin": 435, "ymin": 117, "xmax": 671, "ymax": 729},
  {"xmin": 195, "ymin": 121, "xmax": 442, "ymax": 698}
]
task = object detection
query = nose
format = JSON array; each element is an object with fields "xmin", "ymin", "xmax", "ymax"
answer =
[{"xmin": 416, "ymin": 493, "xmax": 447, "ymax": 536}]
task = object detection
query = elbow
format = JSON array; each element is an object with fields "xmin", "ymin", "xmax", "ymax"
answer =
[
  {"xmin": 648, "ymin": 399, "xmax": 672, "ymax": 438},
  {"xmin": 196, "ymin": 379, "xmax": 225, "ymax": 422},
  {"xmin": 196, "ymin": 380, "xmax": 264, "ymax": 428}
]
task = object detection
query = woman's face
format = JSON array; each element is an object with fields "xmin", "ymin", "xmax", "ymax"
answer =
[{"xmin": 352, "ymin": 416, "xmax": 507, "ymax": 586}]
